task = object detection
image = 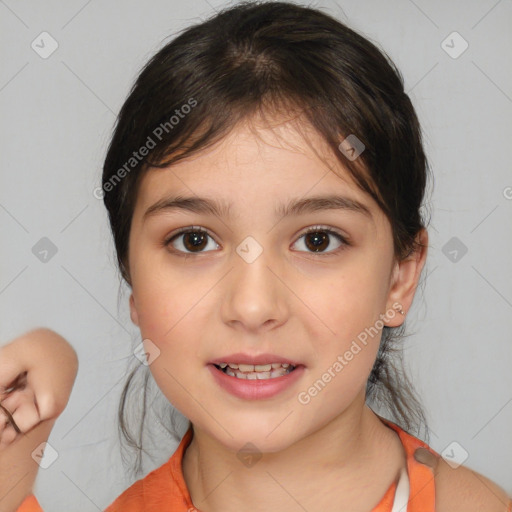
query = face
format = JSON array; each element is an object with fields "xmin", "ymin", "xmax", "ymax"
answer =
[{"xmin": 127, "ymin": 114, "xmax": 426, "ymax": 453}]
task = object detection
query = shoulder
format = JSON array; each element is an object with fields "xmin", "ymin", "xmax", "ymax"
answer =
[
  {"xmin": 431, "ymin": 454, "xmax": 512, "ymax": 512},
  {"xmin": 15, "ymin": 494, "xmax": 44, "ymax": 512},
  {"xmin": 104, "ymin": 480, "xmax": 145, "ymax": 511},
  {"xmin": 104, "ymin": 452, "xmax": 186, "ymax": 511},
  {"xmin": 105, "ymin": 462, "xmax": 172, "ymax": 512},
  {"xmin": 105, "ymin": 429, "xmax": 194, "ymax": 511}
]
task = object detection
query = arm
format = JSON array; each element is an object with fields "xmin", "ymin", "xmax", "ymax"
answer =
[
  {"xmin": 0, "ymin": 328, "xmax": 78, "ymax": 512},
  {"xmin": 432, "ymin": 453, "xmax": 512, "ymax": 512},
  {"xmin": 0, "ymin": 418, "xmax": 56, "ymax": 512}
]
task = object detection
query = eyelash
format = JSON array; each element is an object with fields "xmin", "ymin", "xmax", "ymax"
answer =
[{"xmin": 163, "ymin": 225, "xmax": 350, "ymax": 257}]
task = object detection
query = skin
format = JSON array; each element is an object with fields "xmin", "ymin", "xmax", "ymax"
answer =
[
  {"xmin": 0, "ymin": 329, "xmax": 78, "ymax": 510},
  {"xmin": 128, "ymin": 113, "xmax": 428, "ymax": 512},
  {"xmin": 0, "ymin": 121, "xmax": 508, "ymax": 511}
]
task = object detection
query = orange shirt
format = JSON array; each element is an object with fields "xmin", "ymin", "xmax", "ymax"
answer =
[{"xmin": 15, "ymin": 416, "xmax": 512, "ymax": 512}]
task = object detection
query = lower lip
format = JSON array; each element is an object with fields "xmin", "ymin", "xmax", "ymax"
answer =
[{"xmin": 207, "ymin": 364, "xmax": 305, "ymax": 400}]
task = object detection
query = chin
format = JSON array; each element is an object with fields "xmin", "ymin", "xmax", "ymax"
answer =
[{"xmin": 203, "ymin": 418, "xmax": 303, "ymax": 455}]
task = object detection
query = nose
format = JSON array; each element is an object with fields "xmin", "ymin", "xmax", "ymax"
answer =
[{"xmin": 220, "ymin": 240, "xmax": 289, "ymax": 333}]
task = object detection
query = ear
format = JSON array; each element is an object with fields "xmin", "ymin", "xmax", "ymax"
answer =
[
  {"xmin": 384, "ymin": 228, "xmax": 428, "ymax": 327},
  {"xmin": 129, "ymin": 293, "xmax": 140, "ymax": 326}
]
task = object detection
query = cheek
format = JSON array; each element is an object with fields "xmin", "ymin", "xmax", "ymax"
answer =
[
  {"xmin": 131, "ymin": 269, "xmax": 215, "ymax": 370},
  {"xmin": 300, "ymin": 293, "xmax": 382, "ymax": 414},
  {"xmin": 303, "ymin": 265, "xmax": 387, "ymax": 344},
  {"xmin": 296, "ymin": 266, "xmax": 386, "ymax": 405},
  {"xmin": 133, "ymin": 282, "xmax": 209, "ymax": 413},
  {"xmin": 132, "ymin": 261, "xmax": 195, "ymax": 337}
]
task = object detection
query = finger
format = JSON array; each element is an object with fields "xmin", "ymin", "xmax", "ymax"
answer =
[
  {"xmin": 0, "ymin": 388, "xmax": 38, "ymax": 433},
  {"xmin": 0, "ymin": 371, "xmax": 27, "ymax": 408},
  {"xmin": 0, "ymin": 387, "xmax": 36, "ymax": 418},
  {"xmin": 0, "ymin": 401, "xmax": 22, "ymax": 452},
  {"xmin": 0, "ymin": 390, "xmax": 25, "ymax": 450},
  {"xmin": 0, "ymin": 344, "xmax": 27, "ymax": 390},
  {"xmin": 0, "ymin": 393, "xmax": 18, "ymax": 412},
  {"xmin": 0, "ymin": 402, "xmax": 22, "ymax": 434},
  {"xmin": 26, "ymin": 367, "xmax": 74, "ymax": 421},
  {"xmin": 9, "ymin": 401, "xmax": 41, "ymax": 434},
  {"xmin": 1, "ymin": 371, "xmax": 28, "ymax": 392},
  {"xmin": 0, "ymin": 422, "xmax": 19, "ymax": 450},
  {"xmin": 31, "ymin": 390, "xmax": 57, "ymax": 422}
]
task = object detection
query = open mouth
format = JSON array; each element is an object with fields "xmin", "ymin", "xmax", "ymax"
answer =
[{"xmin": 213, "ymin": 362, "xmax": 297, "ymax": 380}]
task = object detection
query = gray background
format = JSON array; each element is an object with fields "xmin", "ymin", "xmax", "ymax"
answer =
[{"xmin": 1, "ymin": 0, "xmax": 511, "ymax": 509}]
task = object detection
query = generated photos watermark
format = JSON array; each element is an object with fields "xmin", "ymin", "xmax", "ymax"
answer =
[
  {"xmin": 93, "ymin": 97, "xmax": 197, "ymax": 199},
  {"xmin": 297, "ymin": 303, "xmax": 403, "ymax": 405}
]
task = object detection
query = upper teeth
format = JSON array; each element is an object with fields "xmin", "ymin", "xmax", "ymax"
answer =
[{"xmin": 218, "ymin": 363, "xmax": 291, "ymax": 371}]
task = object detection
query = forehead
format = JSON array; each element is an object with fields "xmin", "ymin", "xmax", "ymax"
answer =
[
  {"xmin": 128, "ymin": 116, "xmax": 399, "ymax": 252},
  {"xmin": 133, "ymin": 113, "xmax": 382, "ymax": 226}
]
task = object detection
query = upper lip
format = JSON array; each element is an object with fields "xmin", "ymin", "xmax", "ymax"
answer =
[{"xmin": 209, "ymin": 353, "xmax": 302, "ymax": 366}]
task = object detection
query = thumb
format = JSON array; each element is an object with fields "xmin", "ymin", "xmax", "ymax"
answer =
[{"xmin": 25, "ymin": 361, "xmax": 77, "ymax": 421}]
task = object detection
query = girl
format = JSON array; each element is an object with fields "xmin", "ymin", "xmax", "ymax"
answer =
[{"xmin": 2, "ymin": 1, "xmax": 511, "ymax": 511}]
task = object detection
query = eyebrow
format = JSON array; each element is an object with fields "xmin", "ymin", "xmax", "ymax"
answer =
[{"xmin": 142, "ymin": 194, "xmax": 373, "ymax": 222}]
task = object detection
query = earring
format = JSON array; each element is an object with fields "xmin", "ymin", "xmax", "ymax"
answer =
[{"xmin": 395, "ymin": 304, "xmax": 405, "ymax": 316}]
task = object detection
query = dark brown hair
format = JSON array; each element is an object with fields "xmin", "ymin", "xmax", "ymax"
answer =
[{"xmin": 102, "ymin": 1, "xmax": 433, "ymax": 475}]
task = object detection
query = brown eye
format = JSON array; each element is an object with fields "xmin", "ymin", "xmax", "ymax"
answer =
[
  {"xmin": 183, "ymin": 231, "xmax": 208, "ymax": 251},
  {"xmin": 293, "ymin": 226, "xmax": 348, "ymax": 254},
  {"xmin": 166, "ymin": 228, "xmax": 218, "ymax": 254},
  {"xmin": 305, "ymin": 231, "xmax": 329, "ymax": 252}
]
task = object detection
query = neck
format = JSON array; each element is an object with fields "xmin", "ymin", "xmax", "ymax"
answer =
[{"xmin": 182, "ymin": 398, "xmax": 404, "ymax": 512}]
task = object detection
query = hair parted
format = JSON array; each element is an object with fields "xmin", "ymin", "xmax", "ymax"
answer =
[{"xmin": 102, "ymin": 1, "xmax": 433, "ymax": 476}]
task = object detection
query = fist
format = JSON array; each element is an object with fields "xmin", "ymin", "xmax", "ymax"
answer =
[{"xmin": 0, "ymin": 328, "xmax": 78, "ymax": 450}]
